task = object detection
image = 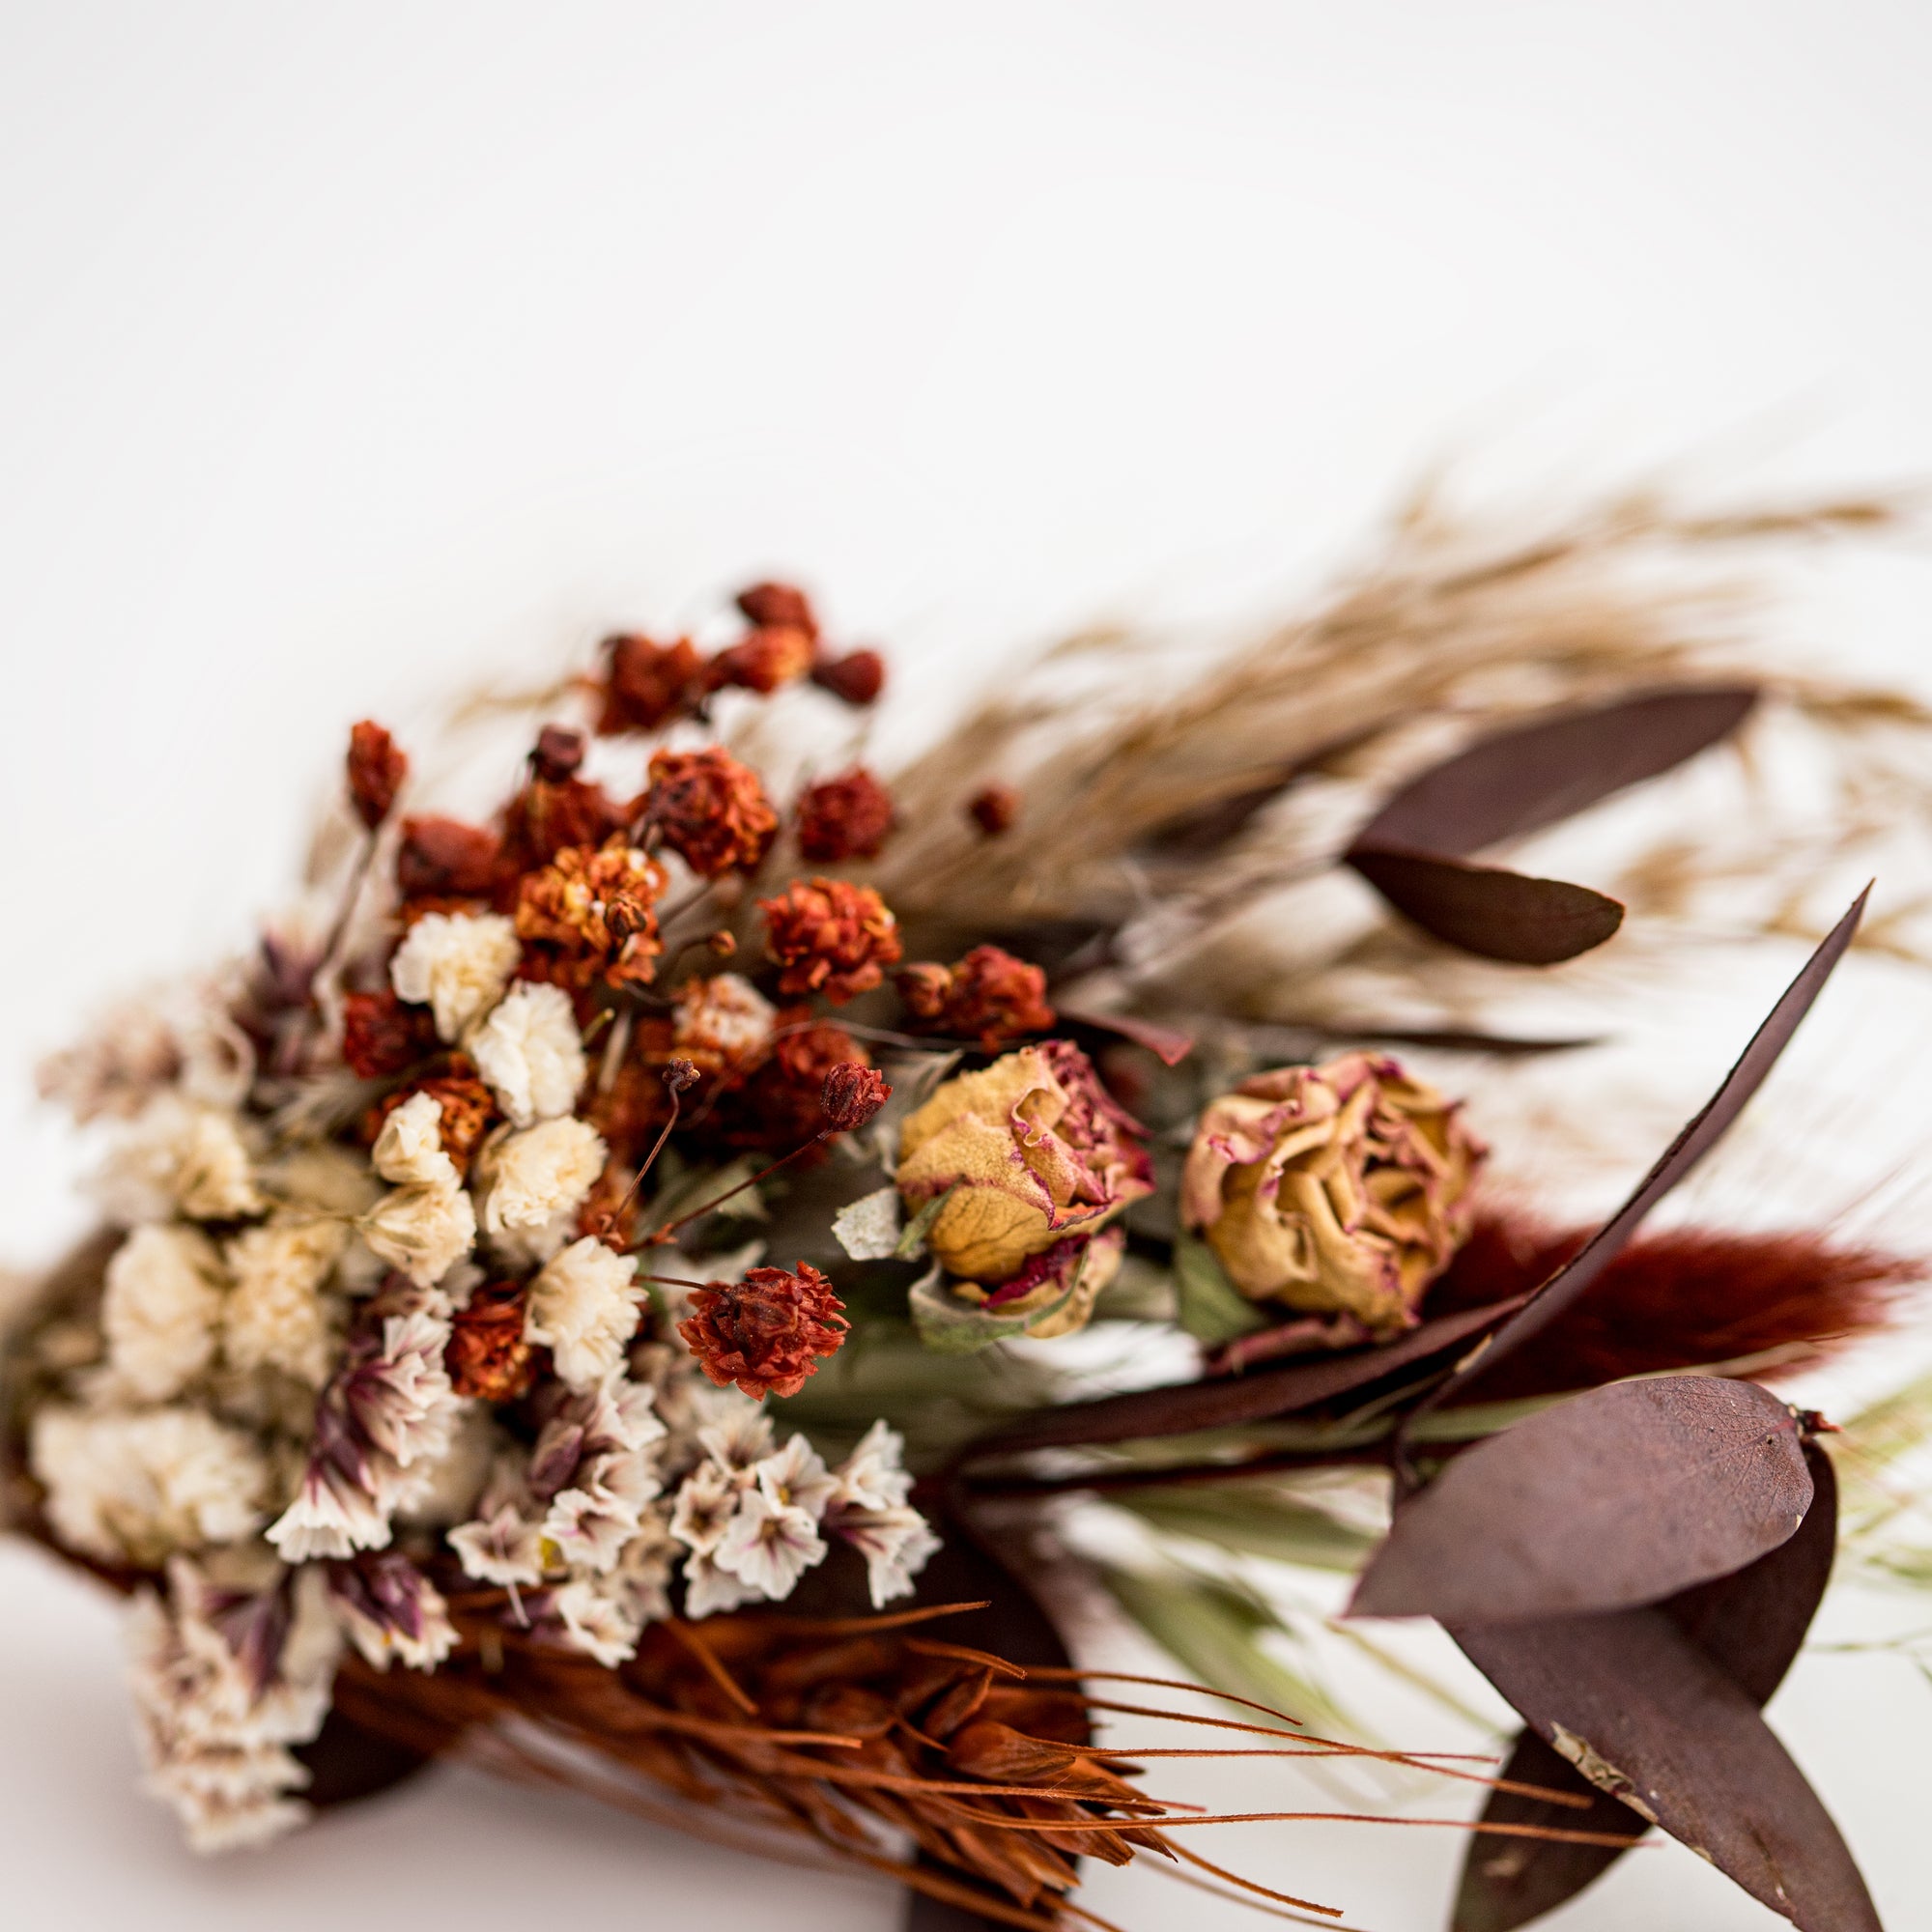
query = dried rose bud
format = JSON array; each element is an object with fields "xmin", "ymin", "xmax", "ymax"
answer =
[
  {"xmin": 639, "ymin": 747, "xmax": 779, "ymax": 878},
  {"xmin": 895, "ymin": 946, "xmax": 1053, "ymax": 1051},
  {"xmin": 531, "ymin": 724, "xmax": 586, "ymax": 781},
  {"xmin": 810, "ymin": 648, "xmax": 887, "ymax": 707},
  {"xmin": 597, "ymin": 632, "xmax": 706, "ymax": 734},
  {"xmin": 709, "ymin": 625, "xmax": 815, "ymax": 696},
  {"xmin": 446, "ymin": 1280, "xmax": 538, "ymax": 1402},
  {"xmin": 397, "ymin": 815, "xmax": 502, "ymax": 900},
  {"xmin": 823, "ymin": 1062, "xmax": 891, "ymax": 1132},
  {"xmin": 1181, "ymin": 1051, "xmax": 1485, "ymax": 1336},
  {"xmin": 677, "ymin": 1263, "xmax": 849, "ymax": 1400},
  {"xmin": 735, "ymin": 581, "xmax": 819, "ymax": 638},
  {"xmin": 967, "ymin": 783, "xmax": 1018, "ymax": 837},
  {"xmin": 516, "ymin": 837, "xmax": 668, "ymax": 991},
  {"xmin": 371, "ymin": 1065, "xmax": 499, "ymax": 1176},
  {"xmin": 895, "ymin": 1041, "xmax": 1152, "ymax": 1287},
  {"xmin": 341, "ymin": 988, "xmax": 439, "ymax": 1079},
  {"xmin": 759, "ymin": 877, "xmax": 902, "ymax": 1003},
  {"xmin": 347, "ymin": 721, "xmax": 408, "ymax": 830},
  {"xmin": 795, "ymin": 766, "xmax": 895, "ymax": 864}
]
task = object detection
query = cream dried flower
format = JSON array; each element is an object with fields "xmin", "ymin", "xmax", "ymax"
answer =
[
  {"xmin": 448, "ymin": 1455, "xmax": 546, "ymax": 1589},
  {"xmin": 389, "ymin": 910, "xmax": 521, "ymax": 1041},
  {"xmin": 371, "ymin": 1091, "xmax": 460, "ymax": 1189},
  {"xmin": 468, "ymin": 980, "xmax": 586, "ymax": 1127},
  {"xmin": 98, "ymin": 1094, "xmax": 263, "ymax": 1226},
  {"xmin": 100, "ymin": 1225, "xmax": 226, "ymax": 1402},
  {"xmin": 30, "ymin": 1406, "xmax": 269, "ymax": 1566},
  {"xmin": 524, "ymin": 1236, "xmax": 643, "ymax": 1388},
  {"xmin": 829, "ymin": 1502, "xmax": 942, "ymax": 1609},
  {"xmin": 753, "ymin": 1433, "xmax": 838, "ymax": 1519},
  {"xmin": 681, "ymin": 1548, "xmax": 759, "ymax": 1619},
  {"xmin": 359, "ymin": 1093, "xmax": 475, "ymax": 1288},
  {"xmin": 222, "ymin": 1215, "xmax": 349, "ymax": 1387},
  {"xmin": 672, "ymin": 972, "xmax": 778, "ymax": 1065},
  {"xmin": 668, "ymin": 1458, "xmax": 738, "ymax": 1556},
  {"xmin": 477, "ymin": 1117, "xmax": 606, "ymax": 1264}
]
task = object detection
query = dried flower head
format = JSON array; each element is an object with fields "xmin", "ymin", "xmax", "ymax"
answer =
[
  {"xmin": 499, "ymin": 741, "xmax": 624, "ymax": 878},
  {"xmin": 677, "ymin": 1264, "xmax": 849, "ymax": 1401},
  {"xmin": 596, "ymin": 632, "xmax": 706, "ymax": 734},
  {"xmin": 1181, "ymin": 1051, "xmax": 1485, "ymax": 1335},
  {"xmin": 809, "ymin": 647, "xmax": 886, "ymax": 706},
  {"xmin": 467, "ymin": 980, "xmax": 585, "ymax": 1128},
  {"xmin": 515, "ymin": 838, "xmax": 668, "ymax": 991},
  {"xmin": 370, "ymin": 1065, "xmax": 499, "ymax": 1175},
  {"xmin": 396, "ymin": 815, "xmax": 502, "ymax": 902},
  {"xmin": 734, "ymin": 581, "xmax": 818, "ymax": 636},
  {"xmin": 759, "ymin": 877, "xmax": 902, "ymax": 1003},
  {"xmin": 524, "ymin": 1235, "xmax": 643, "ymax": 1387},
  {"xmin": 477, "ymin": 1116, "xmax": 609, "ymax": 1264},
  {"xmin": 389, "ymin": 911, "xmax": 522, "ymax": 1042},
  {"xmin": 346, "ymin": 721, "xmax": 408, "ymax": 830},
  {"xmin": 340, "ymin": 988, "xmax": 438, "ymax": 1079},
  {"xmin": 530, "ymin": 724, "xmax": 586, "ymax": 781},
  {"xmin": 822, "ymin": 1062, "xmax": 891, "ymax": 1132},
  {"xmin": 445, "ymin": 1279, "xmax": 539, "ymax": 1403},
  {"xmin": 896, "ymin": 945, "xmax": 1055, "ymax": 1050},
  {"xmin": 795, "ymin": 766, "xmax": 895, "ymax": 864},
  {"xmin": 641, "ymin": 747, "xmax": 779, "ymax": 878},
  {"xmin": 672, "ymin": 973, "xmax": 777, "ymax": 1071},
  {"xmin": 709, "ymin": 624, "xmax": 814, "ymax": 695},
  {"xmin": 711, "ymin": 1016, "xmax": 872, "ymax": 1155},
  {"xmin": 100, "ymin": 1224, "xmax": 225, "ymax": 1402},
  {"xmin": 966, "ymin": 782, "xmax": 1019, "ymax": 837}
]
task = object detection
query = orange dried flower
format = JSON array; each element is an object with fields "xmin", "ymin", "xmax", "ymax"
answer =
[
  {"xmin": 759, "ymin": 877, "xmax": 901, "ymax": 1003},
  {"xmin": 677, "ymin": 1263, "xmax": 848, "ymax": 1400},
  {"xmin": 735, "ymin": 581, "xmax": 819, "ymax": 638},
  {"xmin": 370, "ymin": 1065, "xmax": 499, "ymax": 1176},
  {"xmin": 709, "ymin": 625, "xmax": 814, "ymax": 695},
  {"xmin": 896, "ymin": 945, "xmax": 1055, "ymax": 1051},
  {"xmin": 397, "ymin": 815, "xmax": 502, "ymax": 901},
  {"xmin": 516, "ymin": 837, "xmax": 668, "ymax": 991},
  {"xmin": 967, "ymin": 783, "xmax": 1018, "ymax": 837},
  {"xmin": 346, "ymin": 721, "xmax": 408, "ymax": 830},
  {"xmin": 809, "ymin": 648, "xmax": 886, "ymax": 707},
  {"xmin": 341, "ymin": 988, "xmax": 439, "ymax": 1079},
  {"xmin": 640, "ymin": 748, "xmax": 779, "ymax": 878},
  {"xmin": 445, "ymin": 1280, "xmax": 538, "ymax": 1403},
  {"xmin": 499, "ymin": 727, "xmax": 625, "ymax": 878},
  {"xmin": 597, "ymin": 633, "xmax": 706, "ymax": 734},
  {"xmin": 795, "ymin": 767, "xmax": 895, "ymax": 864}
]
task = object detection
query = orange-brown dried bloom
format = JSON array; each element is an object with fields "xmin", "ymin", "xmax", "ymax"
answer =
[
  {"xmin": 640, "ymin": 747, "xmax": 779, "ymax": 878},
  {"xmin": 967, "ymin": 783, "xmax": 1018, "ymax": 837},
  {"xmin": 445, "ymin": 1280, "xmax": 538, "ymax": 1403},
  {"xmin": 708, "ymin": 1015, "xmax": 870, "ymax": 1157},
  {"xmin": 499, "ymin": 735, "xmax": 625, "ymax": 881},
  {"xmin": 795, "ymin": 767, "xmax": 895, "ymax": 864},
  {"xmin": 822, "ymin": 1062, "xmax": 890, "ymax": 1132},
  {"xmin": 516, "ymin": 837, "xmax": 668, "ymax": 991},
  {"xmin": 709, "ymin": 625, "xmax": 814, "ymax": 696},
  {"xmin": 370, "ymin": 1065, "xmax": 499, "ymax": 1176},
  {"xmin": 809, "ymin": 648, "xmax": 886, "ymax": 707},
  {"xmin": 346, "ymin": 721, "xmax": 408, "ymax": 830},
  {"xmin": 759, "ymin": 878, "xmax": 901, "ymax": 1003},
  {"xmin": 597, "ymin": 633, "xmax": 706, "ymax": 734},
  {"xmin": 397, "ymin": 815, "xmax": 502, "ymax": 901},
  {"xmin": 341, "ymin": 988, "xmax": 439, "ymax": 1079},
  {"xmin": 896, "ymin": 945, "xmax": 1055, "ymax": 1051},
  {"xmin": 735, "ymin": 581, "xmax": 819, "ymax": 638},
  {"xmin": 677, "ymin": 1263, "xmax": 848, "ymax": 1400}
]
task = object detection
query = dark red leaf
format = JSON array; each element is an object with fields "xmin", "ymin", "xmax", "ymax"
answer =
[
  {"xmin": 1400, "ymin": 890, "xmax": 1868, "ymax": 1471},
  {"xmin": 1454, "ymin": 1444, "xmax": 1841, "ymax": 1929},
  {"xmin": 1058, "ymin": 1006, "xmax": 1196, "ymax": 1065},
  {"xmin": 1352, "ymin": 1378, "xmax": 1812, "ymax": 1623},
  {"xmin": 1353, "ymin": 687, "xmax": 1760, "ymax": 858},
  {"xmin": 1346, "ymin": 848, "xmax": 1626, "ymax": 964}
]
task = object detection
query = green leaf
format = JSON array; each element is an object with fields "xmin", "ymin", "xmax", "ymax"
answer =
[
  {"xmin": 1113, "ymin": 1483, "xmax": 1378, "ymax": 1573},
  {"xmin": 895, "ymin": 1187, "xmax": 954, "ymax": 1261},
  {"xmin": 907, "ymin": 1264, "xmax": 1080, "ymax": 1354},
  {"xmin": 1173, "ymin": 1231, "xmax": 1269, "ymax": 1346}
]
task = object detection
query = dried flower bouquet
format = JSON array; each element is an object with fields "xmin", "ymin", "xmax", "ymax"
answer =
[{"xmin": 8, "ymin": 491, "xmax": 1929, "ymax": 1931}]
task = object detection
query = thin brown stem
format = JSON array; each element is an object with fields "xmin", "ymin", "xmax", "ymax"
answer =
[{"xmin": 641, "ymin": 1132, "xmax": 826, "ymax": 1246}]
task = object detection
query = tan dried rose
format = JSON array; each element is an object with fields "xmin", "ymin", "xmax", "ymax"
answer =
[
  {"xmin": 1180, "ymin": 1051, "xmax": 1483, "ymax": 1335},
  {"xmin": 895, "ymin": 1041, "xmax": 1151, "ymax": 1287}
]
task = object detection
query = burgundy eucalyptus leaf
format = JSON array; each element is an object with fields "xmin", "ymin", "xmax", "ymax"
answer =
[
  {"xmin": 1346, "ymin": 848, "xmax": 1626, "ymax": 965},
  {"xmin": 1399, "ymin": 889, "xmax": 1868, "ymax": 1475},
  {"xmin": 1350, "ymin": 1378, "xmax": 1813, "ymax": 1623},
  {"xmin": 1353, "ymin": 686, "xmax": 1761, "ymax": 858},
  {"xmin": 1453, "ymin": 1443, "xmax": 1839, "ymax": 1929},
  {"xmin": 1058, "ymin": 1006, "xmax": 1197, "ymax": 1065}
]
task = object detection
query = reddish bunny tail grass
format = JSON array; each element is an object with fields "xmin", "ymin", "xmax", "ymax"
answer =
[{"xmin": 1426, "ymin": 1212, "xmax": 1921, "ymax": 1403}]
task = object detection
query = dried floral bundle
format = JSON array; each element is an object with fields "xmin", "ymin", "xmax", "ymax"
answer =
[{"xmin": 8, "ymin": 497, "xmax": 1930, "ymax": 1931}]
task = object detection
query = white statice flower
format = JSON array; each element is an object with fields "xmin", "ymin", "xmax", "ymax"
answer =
[
  {"xmin": 830, "ymin": 1419, "xmax": 915, "ymax": 1513},
  {"xmin": 682, "ymin": 1548, "xmax": 759, "ymax": 1619},
  {"xmin": 394, "ymin": 1402, "xmax": 498, "ymax": 1529},
  {"xmin": 264, "ymin": 1444, "xmax": 391, "ymax": 1563},
  {"xmin": 126, "ymin": 1557, "xmax": 340, "ymax": 1854},
  {"xmin": 477, "ymin": 1118, "xmax": 606, "ymax": 1264},
  {"xmin": 673, "ymin": 973, "xmax": 777, "ymax": 1064},
  {"xmin": 324, "ymin": 1553, "xmax": 458, "ymax": 1673},
  {"xmin": 97, "ymin": 1094, "xmax": 263, "ymax": 1226},
  {"xmin": 468, "ymin": 980, "xmax": 586, "ymax": 1127},
  {"xmin": 99, "ymin": 1225, "xmax": 226, "ymax": 1402},
  {"xmin": 695, "ymin": 1397, "xmax": 775, "ymax": 1488},
  {"xmin": 389, "ymin": 910, "xmax": 521, "ymax": 1042},
  {"xmin": 712, "ymin": 1490, "xmax": 826, "ymax": 1601},
  {"xmin": 39, "ymin": 975, "xmax": 253, "ymax": 1124},
  {"xmin": 554, "ymin": 1520, "xmax": 677, "ymax": 1665},
  {"xmin": 448, "ymin": 1454, "xmax": 546, "ymax": 1588},
  {"xmin": 831, "ymin": 1504, "xmax": 943, "ymax": 1610},
  {"xmin": 222, "ymin": 1215, "xmax": 349, "ymax": 1387},
  {"xmin": 348, "ymin": 1311, "xmax": 462, "ymax": 1480},
  {"xmin": 358, "ymin": 1094, "xmax": 476, "ymax": 1288},
  {"xmin": 753, "ymin": 1433, "xmax": 839, "ymax": 1520},
  {"xmin": 525, "ymin": 1236, "xmax": 642, "ymax": 1388},
  {"xmin": 30, "ymin": 1406, "xmax": 269, "ymax": 1566},
  {"xmin": 668, "ymin": 1458, "xmax": 739, "ymax": 1556},
  {"xmin": 530, "ymin": 1372, "xmax": 666, "ymax": 1573}
]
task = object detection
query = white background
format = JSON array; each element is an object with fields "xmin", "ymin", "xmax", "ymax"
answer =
[{"xmin": 5, "ymin": 5, "xmax": 1932, "ymax": 1927}]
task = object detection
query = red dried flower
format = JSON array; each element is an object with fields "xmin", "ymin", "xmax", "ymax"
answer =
[
  {"xmin": 677, "ymin": 1263, "xmax": 849, "ymax": 1400},
  {"xmin": 640, "ymin": 747, "xmax": 779, "ymax": 878},
  {"xmin": 709, "ymin": 625, "xmax": 815, "ymax": 696},
  {"xmin": 896, "ymin": 945, "xmax": 1055, "ymax": 1050},
  {"xmin": 597, "ymin": 633, "xmax": 707, "ymax": 734},
  {"xmin": 822, "ymin": 1062, "xmax": 891, "ymax": 1132},
  {"xmin": 735, "ymin": 581, "xmax": 819, "ymax": 638},
  {"xmin": 707, "ymin": 1016, "xmax": 869, "ymax": 1156},
  {"xmin": 759, "ymin": 877, "xmax": 902, "ymax": 1003},
  {"xmin": 446, "ymin": 1280, "xmax": 538, "ymax": 1403},
  {"xmin": 530, "ymin": 724, "xmax": 585, "ymax": 781},
  {"xmin": 499, "ymin": 736, "xmax": 625, "ymax": 881},
  {"xmin": 397, "ymin": 815, "xmax": 502, "ymax": 900},
  {"xmin": 967, "ymin": 784, "xmax": 1018, "ymax": 837},
  {"xmin": 346, "ymin": 721, "xmax": 408, "ymax": 830},
  {"xmin": 516, "ymin": 838, "xmax": 668, "ymax": 991},
  {"xmin": 795, "ymin": 767, "xmax": 895, "ymax": 864},
  {"xmin": 809, "ymin": 648, "xmax": 886, "ymax": 707},
  {"xmin": 341, "ymin": 988, "xmax": 439, "ymax": 1079},
  {"xmin": 370, "ymin": 1065, "xmax": 499, "ymax": 1176}
]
